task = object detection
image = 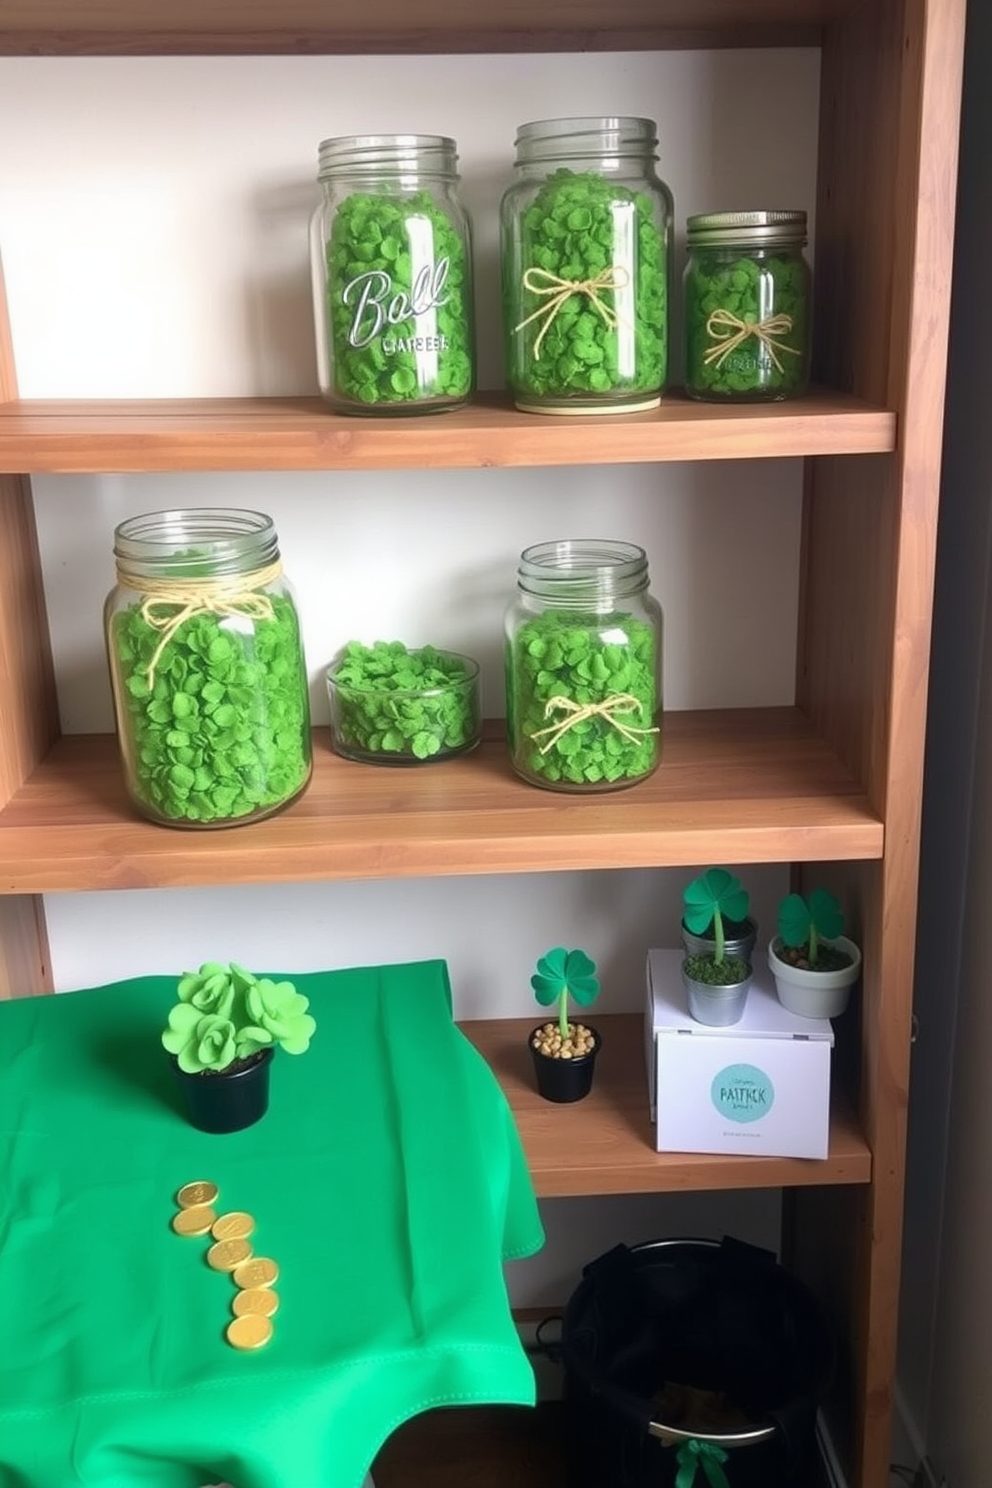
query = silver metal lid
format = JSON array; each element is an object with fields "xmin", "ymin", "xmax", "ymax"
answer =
[{"xmin": 686, "ymin": 209, "xmax": 807, "ymax": 247}]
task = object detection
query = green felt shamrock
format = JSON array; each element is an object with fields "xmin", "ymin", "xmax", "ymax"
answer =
[
  {"xmin": 685, "ymin": 246, "xmax": 809, "ymax": 401},
  {"xmin": 531, "ymin": 946, "xmax": 600, "ymax": 1041},
  {"xmin": 325, "ymin": 189, "xmax": 473, "ymax": 409},
  {"xmin": 682, "ymin": 868, "xmax": 750, "ymax": 965},
  {"xmin": 111, "ymin": 595, "xmax": 310, "ymax": 825},
  {"xmin": 504, "ymin": 168, "xmax": 668, "ymax": 404},
  {"xmin": 327, "ymin": 640, "xmax": 479, "ymax": 761},
  {"xmin": 162, "ymin": 961, "xmax": 316, "ymax": 1074},
  {"xmin": 777, "ymin": 889, "xmax": 845, "ymax": 968},
  {"xmin": 508, "ymin": 606, "xmax": 659, "ymax": 787}
]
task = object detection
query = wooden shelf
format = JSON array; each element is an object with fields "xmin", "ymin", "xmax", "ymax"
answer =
[
  {"xmin": 0, "ymin": 709, "xmax": 883, "ymax": 893},
  {"xmin": 0, "ymin": 390, "xmax": 896, "ymax": 475},
  {"xmin": 0, "ymin": 0, "xmax": 849, "ymax": 58},
  {"xmin": 464, "ymin": 1014, "xmax": 870, "ymax": 1196}
]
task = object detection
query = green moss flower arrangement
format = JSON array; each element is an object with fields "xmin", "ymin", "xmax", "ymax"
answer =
[{"xmin": 162, "ymin": 961, "xmax": 317, "ymax": 1075}]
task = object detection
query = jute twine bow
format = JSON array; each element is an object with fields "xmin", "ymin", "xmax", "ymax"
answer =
[
  {"xmin": 513, "ymin": 265, "xmax": 630, "ymax": 360},
  {"xmin": 122, "ymin": 560, "xmax": 284, "ymax": 688},
  {"xmin": 673, "ymin": 1438, "xmax": 731, "ymax": 1488},
  {"xmin": 703, "ymin": 307, "xmax": 801, "ymax": 374},
  {"xmin": 528, "ymin": 693, "xmax": 659, "ymax": 755}
]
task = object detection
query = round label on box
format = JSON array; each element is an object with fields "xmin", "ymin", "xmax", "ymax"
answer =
[{"xmin": 711, "ymin": 1063, "xmax": 774, "ymax": 1123}]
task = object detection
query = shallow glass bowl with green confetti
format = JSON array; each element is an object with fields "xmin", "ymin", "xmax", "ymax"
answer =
[{"xmin": 326, "ymin": 641, "xmax": 481, "ymax": 765}]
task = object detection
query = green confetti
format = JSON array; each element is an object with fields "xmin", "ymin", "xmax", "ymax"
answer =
[
  {"xmin": 506, "ymin": 607, "xmax": 660, "ymax": 790},
  {"xmin": 685, "ymin": 245, "xmax": 810, "ymax": 400},
  {"xmin": 504, "ymin": 169, "xmax": 668, "ymax": 406},
  {"xmin": 323, "ymin": 190, "xmax": 473, "ymax": 411},
  {"xmin": 327, "ymin": 641, "xmax": 480, "ymax": 764},
  {"xmin": 110, "ymin": 598, "xmax": 311, "ymax": 826}
]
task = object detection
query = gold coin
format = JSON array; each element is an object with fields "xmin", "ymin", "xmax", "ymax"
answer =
[
  {"xmin": 206, "ymin": 1237, "xmax": 253, "ymax": 1272},
  {"xmin": 177, "ymin": 1181, "xmax": 219, "ymax": 1209},
  {"xmin": 211, "ymin": 1210, "xmax": 255, "ymax": 1242},
  {"xmin": 171, "ymin": 1204, "xmax": 216, "ymax": 1237},
  {"xmin": 232, "ymin": 1256, "xmax": 279, "ymax": 1290},
  {"xmin": 232, "ymin": 1287, "xmax": 280, "ymax": 1319},
  {"xmin": 226, "ymin": 1313, "xmax": 273, "ymax": 1351}
]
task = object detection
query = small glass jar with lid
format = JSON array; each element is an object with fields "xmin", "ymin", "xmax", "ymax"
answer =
[
  {"xmin": 505, "ymin": 540, "xmax": 663, "ymax": 792},
  {"xmin": 309, "ymin": 133, "xmax": 475, "ymax": 415},
  {"xmin": 104, "ymin": 508, "xmax": 312, "ymax": 828},
  {"xmin": 683, "ymin": 210, "xmax": 811, "ymax": 401},
  {"xmin": 500, "ymin": 117, "xmax": 673, "ymax": 415}
]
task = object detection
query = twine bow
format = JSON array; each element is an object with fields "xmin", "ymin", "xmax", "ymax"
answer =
[
  {"xmin": 528, "ymin": 693, "xmax": 659, "ymax": 755},
  {"xmin": 513, "ymin": 265, "xmax": 630, "ymax": 360},
  {"xmin": 673, "ymin": 1438, "xmax": 731, "ymax": 1488},
  {"xmin": 703, "ymin": 308, "xmax": 801, "ymax": 374},
  {"xmin": 123, "ymin": 560, "xmax": 284, "ymax": 688}
]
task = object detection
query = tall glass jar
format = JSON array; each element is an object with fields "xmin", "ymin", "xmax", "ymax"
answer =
[
  {"xmin": 309, "ymin": 134, "xmax": 475, "ymax": 415},
  {"xmin": 500, "ymin": 117, "xmax": 672, "ymax": 415},
  {"xmin": 505, "ymin": 540, "xmax": 663, "ymax": 791},
  {"xmin": 684, "ymin": 210, "xmax": 811, "ymax": 401},
  {"xmin": 104, "ymin": 509, "xmax": 312, "ymax": 828}
]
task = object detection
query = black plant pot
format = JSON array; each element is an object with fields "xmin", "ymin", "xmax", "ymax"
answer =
[
  {"xmin": 529, "ymin": 1024, "xmax": 601, "ymax": 1104},
  {"xmin": 171, "ymin": 1046, "xmax": 274, "ymax": 1134}
]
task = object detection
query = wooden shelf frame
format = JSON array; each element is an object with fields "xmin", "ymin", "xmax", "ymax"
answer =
[
  {"xmin": 0, "ymin": 4, "xmax": 969, "ymax": 1486},
  {"xmin": 0, "ymin": 711, "xmax": 883, "ymax": 893},
  {"xmin": 0, "ymin": 390, "xmax": 895, "ymax": 474},
  {"xmin": 0, "ymin": 0, "xmax": 855, "ymax": 57},
  {"xmin": 464, "ymin": 1014, "xmax": 871, "ymax": 1198}
]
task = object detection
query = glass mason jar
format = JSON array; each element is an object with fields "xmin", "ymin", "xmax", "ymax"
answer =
[
  {"xmin": 684, "ymin": 210, "xmax": 811, "ymax": 401},
  {"xmin": 309, "ymin": 133, "xmax": 475, "ymax": 415},
  {"xmin": 505, "ymin": 540, "xmax": 663, "ymax": 791},
  {"xmin": 104, "ymin": 508, "xmax": 312, "ymax": 828},
  {"xmin": 500, "ymin": 116, "xmax": 673, "ymax": 415}
]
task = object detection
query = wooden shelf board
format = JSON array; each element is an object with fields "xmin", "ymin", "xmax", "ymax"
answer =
[
  {"xmin": 0, "ymin": 709, "xmax": 883, "ymax": 893},
  {"xmin": 464, "ymin": 1014, "xmax": 870, "ymax": 1196},
  {"xmin": 0, "ymin": 390, "xmax": 896, "ymax": 474},
  {"xmin": 0, "ymin": 0, "xmax": 848, "ymax": 58}
]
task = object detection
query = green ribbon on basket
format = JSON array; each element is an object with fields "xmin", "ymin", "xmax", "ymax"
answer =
[{"xmin": 674, "ymin": 1438, "xmax": 731, "ymax": 1488}]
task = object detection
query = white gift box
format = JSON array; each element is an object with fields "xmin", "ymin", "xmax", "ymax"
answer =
[{"xmin": 645, "ymin": 948, "xmax": 834, "ymax": 1159}]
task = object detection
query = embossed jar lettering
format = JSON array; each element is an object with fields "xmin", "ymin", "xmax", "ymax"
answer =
[{"xmin": 310, "ymin": 134, "xmax": 474, "ymax": 414}]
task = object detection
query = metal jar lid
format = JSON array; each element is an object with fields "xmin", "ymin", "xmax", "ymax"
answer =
[{"xmin": 686, "ymin": 209, "xmax": 807, "ymax": 247}]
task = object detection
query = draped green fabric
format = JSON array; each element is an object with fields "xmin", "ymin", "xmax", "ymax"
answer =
[{"xmin": 0, "ymin": 961, "xmax": 544, "ymax": 1488}]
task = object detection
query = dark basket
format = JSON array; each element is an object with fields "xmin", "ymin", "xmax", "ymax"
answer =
[{"xmin": 560, "ymin": 1237, "xmax": 834, "ymax": 1488}]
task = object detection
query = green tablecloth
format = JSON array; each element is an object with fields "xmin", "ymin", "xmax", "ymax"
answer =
[{"xmin": 0, "ymin": 961, "xmax": 544, "ymax": 1488}]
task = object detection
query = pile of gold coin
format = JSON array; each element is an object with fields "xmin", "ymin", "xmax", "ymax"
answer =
[{"xmin": 173, "ymin": 1180, "xmax": 280, "ymax": 1351}]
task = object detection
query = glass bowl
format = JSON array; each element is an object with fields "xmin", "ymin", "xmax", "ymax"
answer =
[{"xmin": 326, "ymin": 642, "xmax": 481, "ymax": 765}]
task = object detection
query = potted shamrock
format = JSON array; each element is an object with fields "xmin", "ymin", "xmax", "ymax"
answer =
[
  {"xmin": 681, "ymin": 868, "xmax": 754, "ymax": 1026},
  {"xmin": 529, "ymin": 946, "xmax": 601, "ymax": 1103},
  {"xmin": 161, "ymin": 960, "xmax": 317, "ymax": 1133},
  {"xmin": 768, "ymin": 889, "xmax": 861, "ymax": 1019},
  {"xmin": 681, "ymin": 866, "xmax": 757, "ymax": 963}
]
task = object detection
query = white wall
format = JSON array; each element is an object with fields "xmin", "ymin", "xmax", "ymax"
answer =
[{"xmin": 0, "ymin": 49, "xmax": 821, "ymax": 1300}]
